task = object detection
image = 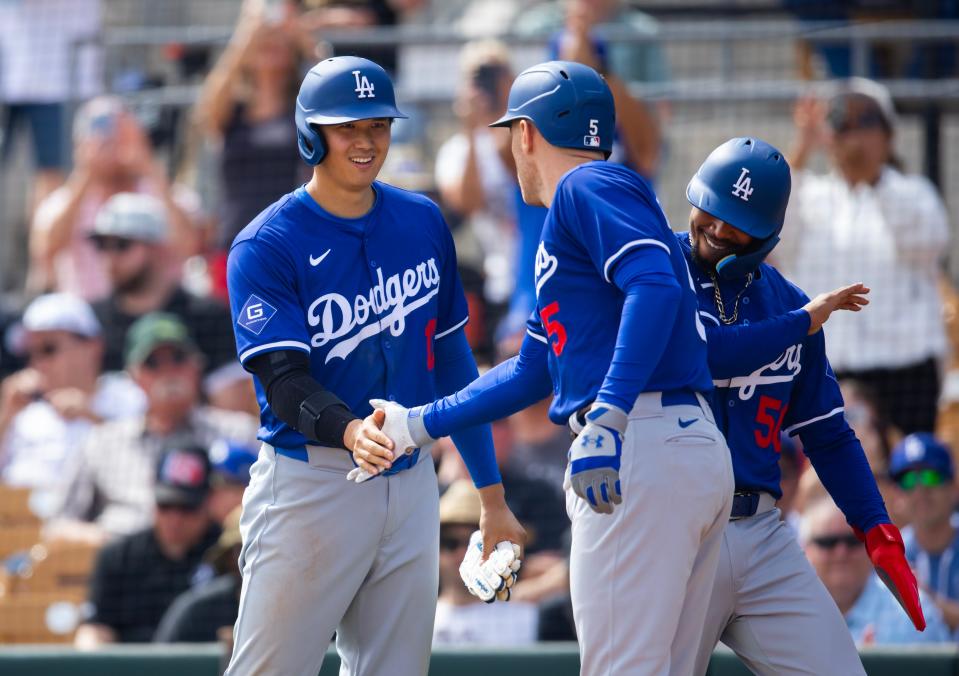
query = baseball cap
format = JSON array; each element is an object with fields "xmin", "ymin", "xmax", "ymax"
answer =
[
  {"xmin": 209, "ymin": 439, "xmax": 258, "ymax": 487},
  {"xmin": 91, "ymin": 193, "xmax": 168, "ymax": 244},
  {"xmin": 889, "ymin": 433, "xmax": 954, "ymax": 482},
  {"xmin": 439, "ymin": 480, "xmax": 481, "ymax": 527},
  {"xmin": 827, "ymin": 77, "xmax": 898, "ymax": 134},
  {"xmin": 21, "ymin": 293, "xmax": 101, "ymax": 338},
  {"xmin": 155, "ymin": 447, "xmax": 212, "ymax": 508},
  {"xmin": 125, "ymin": 312, "xmax": 198, "ymax": 367}
]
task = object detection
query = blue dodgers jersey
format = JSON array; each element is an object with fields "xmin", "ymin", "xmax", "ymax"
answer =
[
  {"xmin": 227, "ymin": 183, "xmax": 469, "ymax": 449},
  {"xmin": 677, "ymin": 234, "xmax": 844, "ymax": 497},
  {"xmin": 527, "ymin": 162, "xmax": 712, "ymax": 423}
]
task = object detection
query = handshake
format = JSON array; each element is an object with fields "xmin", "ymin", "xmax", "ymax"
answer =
[{"xmin": 345, "ymin": 398, "xmax": 433, "ymax": 483}]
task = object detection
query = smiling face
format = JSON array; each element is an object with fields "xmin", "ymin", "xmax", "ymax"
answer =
[
  {"xmin": 314, "ymin": 118, "xmax": 391, "ymax": 194},
  {"xmin": 688, "ymin": 207, "xmax": 755, "ymax": 274}
]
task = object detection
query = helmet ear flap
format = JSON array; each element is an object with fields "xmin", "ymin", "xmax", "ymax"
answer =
[{"xmin": 297, "ymin": 124, "xmax": 327, "ymax": 166}]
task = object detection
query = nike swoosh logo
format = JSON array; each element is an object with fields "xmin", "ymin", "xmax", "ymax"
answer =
[
  {"xmin": 309, "ymin": 249, "xmax": 331, "ymax": 267},
  {"xmin": 678, "ymin": 418, "xmax": 698, "ymax": 428}
]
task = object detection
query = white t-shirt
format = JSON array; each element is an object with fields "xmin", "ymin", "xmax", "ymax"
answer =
[
  {"xmin": 0, "ymin": 372, "xmax": 145, "ymax": 516},
  {"xmin": 435, "ymin": 130, "xmax": 518, "ymax": 304},
  {"xmin": 432, "ymin": 598, "xmax": 538, "ymax": 646},
  {"xmin": 777, "ymin": 166, "xmax": 950, "ymax": 371},
  {"xmin": 0, "ymin": 0, "xmax": 102, "ymax": 102}
]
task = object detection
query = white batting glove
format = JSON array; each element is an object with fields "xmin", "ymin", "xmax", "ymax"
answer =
[
  {"xmin": 346, "ymin": 399, "xmax": 436, "ymax": 483},
  {"xmin": 459, "ymin": 530, "xmax": 522, "ymax": 603}
]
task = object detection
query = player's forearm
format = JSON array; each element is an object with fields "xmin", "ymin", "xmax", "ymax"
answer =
[
  {"xmin": 802, "ymin": 421, "xmax": 890, "ymax": 532},
  {"xmin": 606, "ymin": 74, "xmax": 659, "ymax": 178},
  {"xmin": 596, "ymin": 274, "xmax": 680, "ymax": 411},
  {"xmin": 705, "ymin": 310, "xmax": 810, "ymax": 379},
  {"xmin": 246, "ymin": 350, "xmax": 357, "ymax": 449},
  {"xmin": 423, "ymin": 332, "xmax": 552, "ymax": 439}
]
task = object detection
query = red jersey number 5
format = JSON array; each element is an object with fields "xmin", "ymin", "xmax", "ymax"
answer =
[{"xmin": 539, "ymin": 301, "xmax": 567, "ymax": 356}]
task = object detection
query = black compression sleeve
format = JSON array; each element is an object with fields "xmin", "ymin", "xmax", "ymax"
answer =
[{"xmin": 246, "ymin": 350, "xmax": 358, "ymax": 449}]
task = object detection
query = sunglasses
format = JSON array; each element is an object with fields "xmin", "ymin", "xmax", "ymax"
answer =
[
  {"xmin": 143, "ymin": 348, "xmax": 191, "ymax": 370},
  {"xmin": 156, "ymin": 502, "xmax": 202, "ymax": 514},
  {"xmin": 898, "ymin": 468, "xmax": 946, "ymax": 491},
  {"xmin": 811, "ymin": 534, "xmax": 861, "ymax": 551},
  {"xmin": 831, "ymin": 110, "xmax": 887, "ymax": 135},
  {"xmin": 91, "ymin": 236, "xmax": 135, "ymax": 253},
  {"xmin": 440, "ymin": 534, "xmax": 471, "ymax": 552}
]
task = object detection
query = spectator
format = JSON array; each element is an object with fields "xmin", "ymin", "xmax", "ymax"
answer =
[
  {"xmin": 30, "ymin": 96, "xmax": 204, "ymax": 300},
  {"xmin": 433, "ymin": 480, "xmax": 538, "ymax": 646},
  {"xmin": 515, "ymin": 0, "xmax": 668, "ymax": 88},
  {"xmin": 779, "ymin": 78, "xmax": 950, "ymax": 435},
  {"xmin": 194, "ymin": 0, "xmax": 312, "ymax": 254},
  {"xmin": 892, "ymin": 434, "xmax": 959, "ymax": 632},
  {"xmin": 505, "ymin": 398, "xmax": 568, "ymax": 499},
  {"xmin": 801, "ymin": 496, "xmax": 951, "ymax": 645},
  {"xmin": 206, "ymin": 439, "xmax": 258, "ymax": 524},
  {"xmin": 88, "ymin": 193, "xmax": 237, "ymax": 375},
  {"xmin": 546, "ymin": 0, "xmax": 661, "ymax": 177},
  {"xmin": 48, "ymin": 313, "xmax": 257, "ymax": 542},
  {"xmin": 0, "ymin": 294, "xmax": 143, "ymax": 514},
  {"xmin": 435, "ymin": 40, "xmax": 521, "ymax": 314},
  {"xmin": 74, "ymin": 447, "xmax": 221, "ymax": 646},
  {"xmin": 154, "ymin": 505, "xmax": 243, "ymax": 643},
  {"xmin": 300, "ymin": 0, "xmax": 424, "ymax": 75},
  {"xmin": 0, "ymin": 1, "xmax": 102, "ymax": 215}
]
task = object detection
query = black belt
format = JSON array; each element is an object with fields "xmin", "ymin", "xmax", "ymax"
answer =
[{"xmin": 730, "ymin": 492, "xmax": 762, "ymax": 518}]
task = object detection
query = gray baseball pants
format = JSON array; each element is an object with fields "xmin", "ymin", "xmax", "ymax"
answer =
[
  {"xmin": 567, "ymin": 392, "xmax": 735, "ymax": 676},
  {"xmin": 690, "ymin": 502, "xmax": 866, "ymax": 676},
  {"xmin": 224, "ymin": 443, "xmax": 439, "ymax": 676}
]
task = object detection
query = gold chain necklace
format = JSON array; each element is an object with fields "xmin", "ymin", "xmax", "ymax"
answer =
[{"xmin": 709, "ymin": 272, "xmax": 753, "ymax": 325}]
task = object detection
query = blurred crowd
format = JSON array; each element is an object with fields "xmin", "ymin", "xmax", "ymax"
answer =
[{"xmin": 0, "ymin": 0, "xmax": 958, "ymax": 655}]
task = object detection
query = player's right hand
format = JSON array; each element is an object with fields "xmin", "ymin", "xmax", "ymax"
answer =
[
  {"xmin": 802, "ymin": 282, "xmax": 870, "ymax": 335},
  {"xmin": 345, "ymin": 410, "xmax": 394, "ymax": 480},
  {"xmin": 345, "ymin": 399, "xmax": 437, "ymax": 483},
  {"xmin": 566, "ymin": 402, "xmax": 628, "ymax": 515}
]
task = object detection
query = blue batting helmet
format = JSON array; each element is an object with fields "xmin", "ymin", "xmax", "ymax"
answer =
[
  {"xmin": 686, "ymin": 137, "xmax": 791, "ymax": 279},
  {"xmin": 489, "ymin": 61, "xmax": 614, "ymax": 157},
  {"xmin": 295, "ymin": 56, "xmax": 408, "ymax": 166}
]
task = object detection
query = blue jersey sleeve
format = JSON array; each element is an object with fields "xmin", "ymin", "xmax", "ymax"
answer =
[
  {"xmin": 596, "ymin": 246, "xmax": 681, "ymax": 412},
  {"xmin": 432, "ymin": 328, "xmax": 501, "ymax": 488},
  {"xmin": 785, "ymin": 330, "xmax": 890, "ymax": 531},
  {"xmin": 228, "ymin": 239, "xmax": 311, "ymax": 367},
  {"xmin": 705, "ymin": 310, "xmax": 811, "ymax": 380},
  {"xmin": 433, "ymin": 209, "xmax": 470, "ymax": 339},
  {"xmin": 422, "ymin": 330, "xmax": 553, "ymax": 438},
  {"xmin": 557, "ymin": 166, "xmax": 668, "ymax": 284}
]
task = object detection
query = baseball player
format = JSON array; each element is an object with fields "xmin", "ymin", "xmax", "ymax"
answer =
[
  {"xmin": 354, "ymin": 61, "xmax": 734, "ymax": 676},
  {"xmin": 223, "ymin": 56, "xmax": 524, "ymax": 676},
  {"xmin": 680, "ymin": 137, "xmax": 924, "ymax": 675}
]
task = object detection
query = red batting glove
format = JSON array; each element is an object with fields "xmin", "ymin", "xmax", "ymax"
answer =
[{"xmin": 854, "ymin": 523, "xmax": 926, "ymax": 631}]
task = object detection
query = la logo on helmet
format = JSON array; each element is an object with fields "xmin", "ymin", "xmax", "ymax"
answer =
[
  {"xmin": 353, "ymin": 70, "xmax": 375, "ymax": 99},
  {"xmin": 731, "ymin": 167, "xmax": 754, "ymax": 202}
]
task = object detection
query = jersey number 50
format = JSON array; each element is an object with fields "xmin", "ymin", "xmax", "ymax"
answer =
[{"xmin": 755, "ymin": 395, "xmax": 789, "ymax": 453}]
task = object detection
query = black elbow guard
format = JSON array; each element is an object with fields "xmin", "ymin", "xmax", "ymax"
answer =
[
  {"xmin": 247, "ymin": 350, "xmax": 358, "ymax": 449},
  {"xmin": 299, "ymin": 391, "xmax": 357, "ymax": 450}
]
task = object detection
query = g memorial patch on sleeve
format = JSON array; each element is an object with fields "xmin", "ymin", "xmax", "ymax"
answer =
[{"xmin": 237, "ymin": 294, "xmax": 278, "ymax": 335}]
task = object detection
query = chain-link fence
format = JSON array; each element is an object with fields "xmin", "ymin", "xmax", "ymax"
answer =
[{"xmin": 1, "ymin": 0, "xmax": 958, "ymax": 659}]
